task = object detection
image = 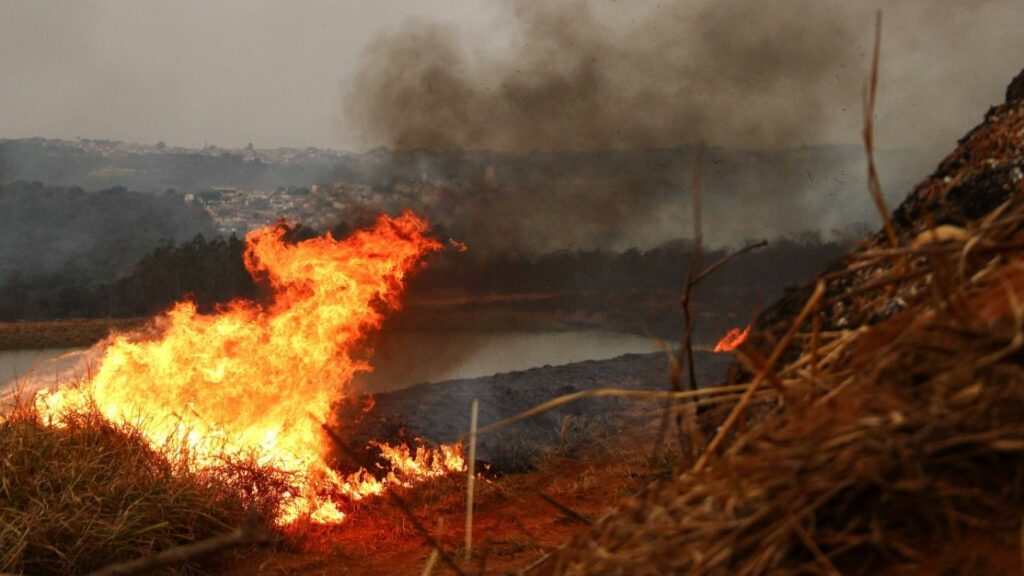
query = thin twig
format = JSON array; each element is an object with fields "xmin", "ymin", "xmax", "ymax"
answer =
[
  {"xmin": 681, "ymin": 143, "xmax": 705, "ymax": 396},
  {"xmin": 465, "ymin": 398, "xmax": 479, "ymax": 562},
  {"xmin": 692, "ymin": 240, "xmax": 769, "ymax": 287},
  {"xmin": 537, "ymin": 490, "xmax": 595, "ymax": 525},
  {"xmin": 420, "ymin": 549, "xmax": 439, "ymax": 576},
  {"xmin": 87, "ymin": 521, "xmax": 271, "ymax": 576},
  {"xmin": 785, "ymin": 507, "xmax": 841, "ymax": 576},
  {"xmin": 470, "ymin": 384, "xmax": 751, "ymax": 439},
  {"xmin": 519, "ymin": 551, "xmax": 553, "ymax": 575},
  {"xmin": 693, "ymin": 281, "xmax": 826, "ymax": 472},
  {"xmin": 664, "ymin": 145, "xmax": 766, "ymax": 458},
  {"xmin": 864, "ymin": 10, "xmax": 897, "ymax": 249}
]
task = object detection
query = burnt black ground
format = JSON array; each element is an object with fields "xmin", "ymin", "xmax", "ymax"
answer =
[{"xmin": 336, "ymin": 350, "xmax": 732, "ymax": 471}]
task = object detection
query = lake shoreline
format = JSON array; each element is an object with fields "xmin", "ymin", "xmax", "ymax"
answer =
[{"xmin": 0, "ymin": 318, "xmax": 146, "ymax": 350}]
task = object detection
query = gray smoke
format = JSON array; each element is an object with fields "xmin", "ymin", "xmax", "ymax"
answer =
[
  {"xmin": 345, "ymin": 0, "xmax": 859, "ymax": 152},
  {"xmin": 342, "ymin": 0, "xmax": 1022, "ymax": 250}
]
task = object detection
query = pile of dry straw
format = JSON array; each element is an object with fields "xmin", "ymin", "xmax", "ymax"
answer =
[{"xmin": 553, "ymin": 71, "xmax": 1024, "ymax": 574}]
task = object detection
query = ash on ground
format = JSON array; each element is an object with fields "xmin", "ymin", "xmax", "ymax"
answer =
[{"xmin": 337, "ymin": 350, "xmax": 731, "ymax": 472}]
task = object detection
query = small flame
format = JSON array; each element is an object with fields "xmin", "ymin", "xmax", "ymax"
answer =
[
  {"xmin": 34, "ymin": 212, "xmax": 465, "ymax": 525},
  {"xmin": 713, "ymin": 325, "xmax": 751, "ymax": 353}
]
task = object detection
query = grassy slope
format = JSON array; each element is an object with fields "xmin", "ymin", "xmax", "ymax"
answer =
[
  {"xmin": 549, "ymin": 70, "xmax": 1024, "ymax": 575},
  {"xmin": 0, "ymin": 404, "xmax": 262, "ymax": 575}
]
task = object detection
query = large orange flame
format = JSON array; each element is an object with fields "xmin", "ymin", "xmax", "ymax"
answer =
[
  {"xmin": 713, "ymin": 325, "xmax": 751, "ymax": 353},
  {"xmin": 34, "ymin": 212, "xmax": 464, "ymax": 524}
]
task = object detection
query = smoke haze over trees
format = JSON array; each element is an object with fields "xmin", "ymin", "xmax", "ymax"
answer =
[
  {"xmin": 0, "ymin": 181, "xmax": 215, "ymax": 319},
  {"xmin": 2, "ymin": 1, "xmax": 1019, "ymax": 324},
  {"xmin": 0, "ymin": 220, "xmax": 848, "ymax": 339},
  {"xmin": 0, "ymin": 137, "xmax": 929, "ymax": 252},
  {"xmin": 340, "ymin": 0, "xmax": 1022, "ymax": 251},
  {"xmin": 0, "ymin": 139, "xmax": 341, "ymax": 193}
]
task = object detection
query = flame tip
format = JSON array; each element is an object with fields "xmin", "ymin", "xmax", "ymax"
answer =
[{"xmin": 713, "ymin": 325, "xmax": 751, "ymax": 353}]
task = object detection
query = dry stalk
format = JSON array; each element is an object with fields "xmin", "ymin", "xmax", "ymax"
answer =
[
  {"xmin": 420, "ymin": 518, "xmax": 446, "ymax": 576},
  {"xmin": 681, "ymin": 143, "xmax": 704, "ymax": 396},
  {"xmin": 420, "ymin": 549, "xmax": 439, "ymax": 576},
  {"xmin": 810, "ymin": 315, "xmax": 821, "ymax": 384},
  {"xmin": 537, "ymin": 490, "xmax": 594, "ymax": 525},
  {"xmin": 784, "ymin": 506, "xmax": 840, "ymax": 575},
  {"xmin": 470, "ymin": 384, "xmax": 752, "ymax": 439},
  {"xmin": 87, "ymin": 521, "xmax": 271, "ymax": 576},
  {"xmin": 863, "ymin": 10, "xmax": 897, "ymax": 249},
  {"xmin": 664, "ymin": 143, "xmax": 706, "ymax": 459},
  {"xmin": 693, "ymin": 281, "xmax": 825, "ymax": 472},
  {"xmin": 660, "ymin": 143, "xmax": 766, "ymax": 458},
  {"xmin": 465, "ymin": 398, "xmax": 479, "ymax": 562},
  {"xmin": 519, "ymin": 551, "xmax": 553, "ymax": 575}
]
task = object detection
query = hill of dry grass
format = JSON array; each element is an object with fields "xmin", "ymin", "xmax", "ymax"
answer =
[
  {"xmin": 0, "ymin": 400, "xmax": 277, "ymax": 575},
  {"xmin": 550, "ymin": 69, "xmax": 1024, "ymax": 575}
]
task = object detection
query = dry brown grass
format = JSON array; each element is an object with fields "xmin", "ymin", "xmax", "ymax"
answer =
[
  {"xmin": 548, "ymin": 72, "xmax": 1024, "ymax": 576},
  {"xmin": 0, "ymin": 399, "xmax": 280, "ymax": 575},
  {"xmin": 556, "ymin": 268, "xmax": 1024, "ymax": 573}
]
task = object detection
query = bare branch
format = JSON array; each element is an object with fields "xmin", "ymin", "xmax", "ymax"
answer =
[
  {"xmin": 692, "ymin": 240, "xmax": 769, "ymax": 288},
  {"xmin": 537, "ymin": 490, "xmax": 594, "ymax": 525},
  {"xmin": 87, "ymin": 522, "xmax": 271, "ymax": 576},
  {"xmin": 465, "ymin": 398, "xmax": 479, "ymax": 561}
]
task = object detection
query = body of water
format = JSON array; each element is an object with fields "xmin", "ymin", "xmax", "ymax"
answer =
[
  {"xmin": 0, "ymin": 348, "xmax": 87, "ymax": 392},
  {"xmin": 354, "ymin": 330, "xmax": 664, "ymax": 392},
  {"xmin": 1, "ymin": 330, "xmax": 664, "ymax": 396}
]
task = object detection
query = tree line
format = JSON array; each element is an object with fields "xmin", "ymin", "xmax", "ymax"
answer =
[{"xmin": 0, "ymin": 222, "xmax": 849, "ymax": 322}]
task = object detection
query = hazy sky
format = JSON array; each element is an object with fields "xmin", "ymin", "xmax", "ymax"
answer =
[{"xmin": 1, "ymin": 1, "xmax": 1021, "ymax": 152}]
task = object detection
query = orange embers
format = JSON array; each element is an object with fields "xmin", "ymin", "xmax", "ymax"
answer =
[
  {"xmin": 713, "ymin": 325, "xmax": 751, "ymax": 353},
  {"xmin": 34, "ymin": 213, "xmax": 464, "ymax": 525}
]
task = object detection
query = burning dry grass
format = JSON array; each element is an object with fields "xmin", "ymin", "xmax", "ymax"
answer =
[{"xmin": 0, "ymin": 399, "xmax": 275, "ymax": 575}]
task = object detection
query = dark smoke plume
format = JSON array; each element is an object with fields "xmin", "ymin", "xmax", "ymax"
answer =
[
  {"xmin": 343, "ymin": 0, "xmax": 1018, "ymax": 251},
  {"xmin": 345, "ymin": 1, "xmax": 859, "ymax": 152}
]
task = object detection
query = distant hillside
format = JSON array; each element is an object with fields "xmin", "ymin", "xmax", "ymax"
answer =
[
  {"xmin": 0, "ymin": 181, "xmax": 215, "ymax": 316},
  {"xmin": 0, "ymin": 138, "xmax": 937, "ymax": 252},
  {"xmin": 0, "ymin": 138, "xmax": 343, "ymax": 193}
]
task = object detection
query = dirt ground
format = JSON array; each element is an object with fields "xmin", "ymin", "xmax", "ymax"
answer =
[
  {"xmin": 216, "ymin": 350, "xmax": 728, "ymax": 574},
  {"xmin": 218, "ymin": 414, "xmax": 680, "ymax": 576},
  {"xmin": 341, "ymin": 350, "xmax": 731, "ymax": 468}
]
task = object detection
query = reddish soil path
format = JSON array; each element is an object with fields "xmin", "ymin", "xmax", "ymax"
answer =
[{"xmin": 219, "ymin": 428, "xmax": 672, "ymax": 575}]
